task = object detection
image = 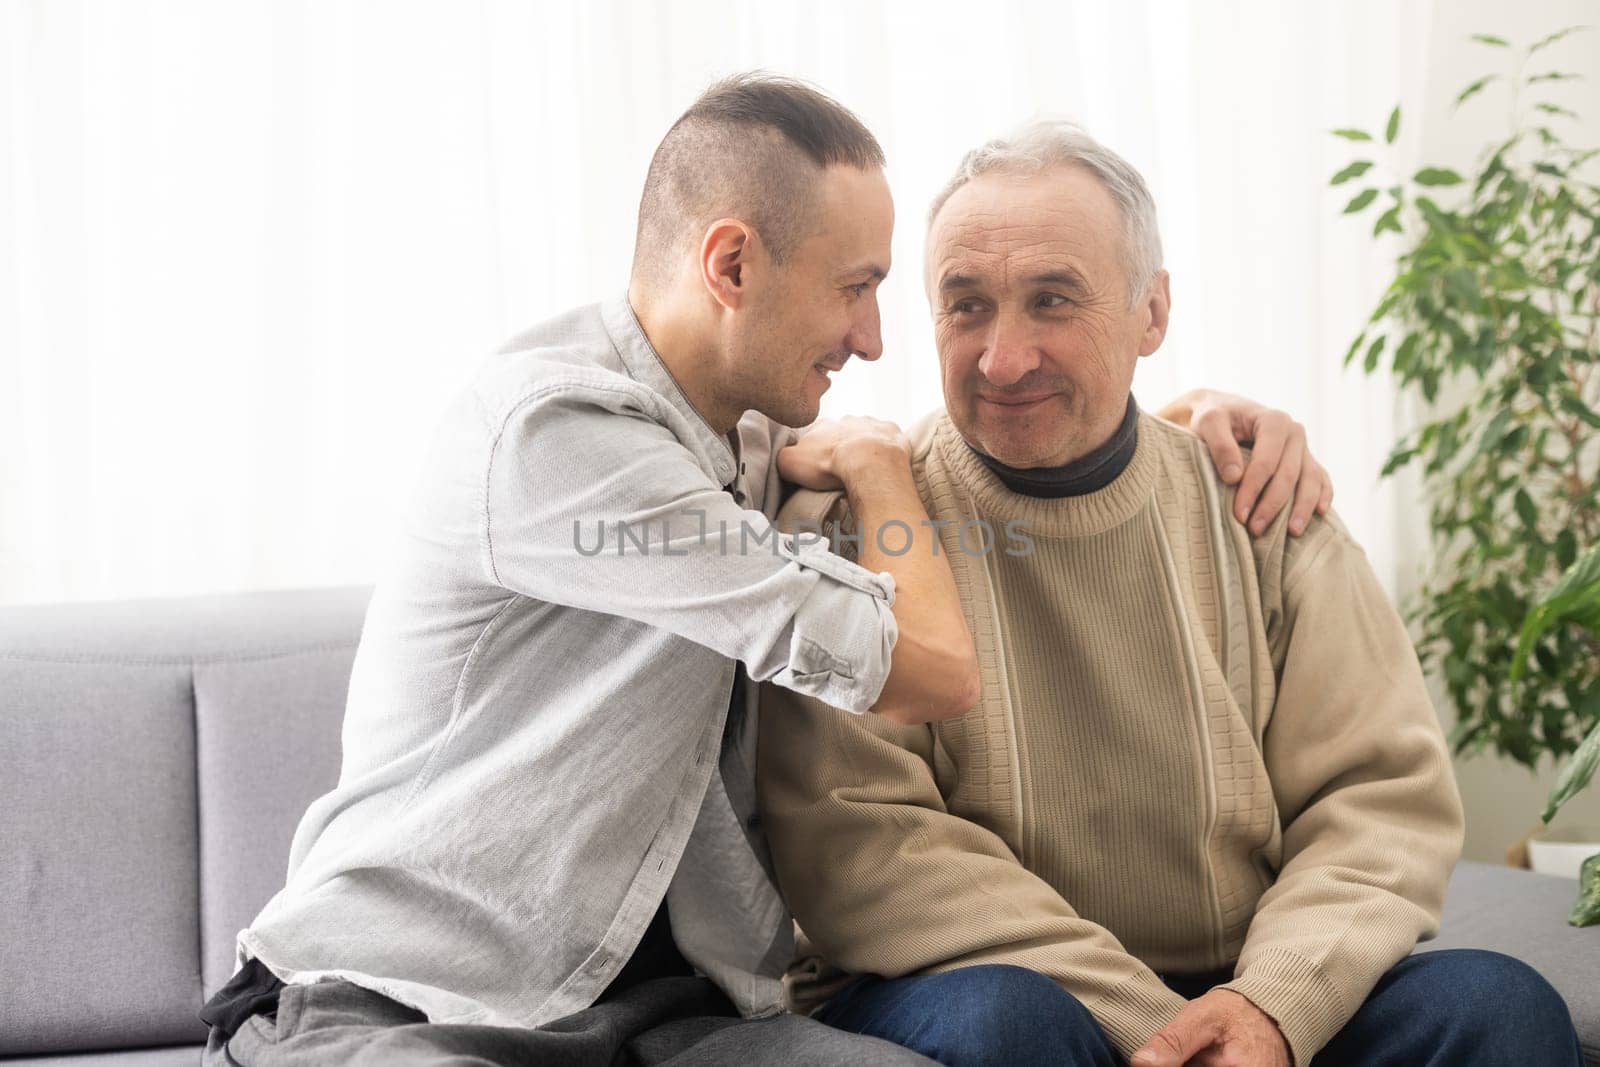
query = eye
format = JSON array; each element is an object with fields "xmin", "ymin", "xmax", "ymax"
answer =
[
  {"xmin": 948, "ymin": 298, "xmax": 986, "ymax": 316},
  {"xmin": 1036, "ymin": 292, "xmax": 1071, "ymax": 310},
  {"xmin": 846, "ymin": 281, "xmax": 872, "ymax": 298}
]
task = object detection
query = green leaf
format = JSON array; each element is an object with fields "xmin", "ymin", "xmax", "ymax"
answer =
[
  {"xmin": 1541, "ymin": 543, "xmax": 1600, "ymax": 619},
  {"xmin": 1560, "ymin": 391, "xmax": 1600, "ymax": 428},
  {"xmin": 1455, "ymin": 75, "xmax": 1498, "ymax": 107},
  {"xmin": 1385, "ymin": 106, "xmax": 1401, "ymax": 144},
  {"xmin": 1544, "ymin": 717, "xmax": 1600, "ymax": 823},
  {"xmin": 1344, "ymin": 188, "xmax": 1379, "ymax": 213},
  {"xmin": 1331, "ymin": 160, "xmax": 1374, "ymax": 185},
  {"xmin": 1392, "ymin": 332, "xmax": 1421, "ymax": 372},
  {"xmin": 1380, "ymin": 446, "xmax": 1418, "ymax": 477},
  {"xmin": 1557, "ymin": 529, "xmax": 1579, "ymax": 570},
  {"xmin": 1373, "ymin": 205, "xmax": 1403, "ymax": 236},
  {"xmin": 1415, "ymin": 167, "xmax": 1465, "ymax": 186},
  {"xmin": 1331, "ymin": 127, "xmax": 1373, "ymax": 142},
  {"xmin": 1342, "ymin": 331, "xmax": 1367, "ymax": 367},
  {"xmin": 1363, "ymin": 335, "xmax": 1388, "ymax": 373},
  {"xmin": 1471, "ymin": 33, "xmax": 1511, "ymax": 47},
  {"xmin": 1475, "ymin": 408, "xmax": 1513, "ymax": 460},
  {"xmin": 1514, "ymin": 489, "xmax": 1539, "ymax": 528},
  {"xmin": 1529, "ymin": 26, "xmax": 1585, "ymax": 55},
  {"xmin": 1527, "ymin": 71, "xmax": 1582, "ymax": 83},
  {"xmin": 1572, "ymin": 853, "xmax": 1600, "ymax": 927},
  {"xmin": 1536, "ymin": 103, "xmax": 1578, "ymax": 118},
  {"xmin": 1512, "ymin": 543, "xmax": 1600, "ymax": 686}
]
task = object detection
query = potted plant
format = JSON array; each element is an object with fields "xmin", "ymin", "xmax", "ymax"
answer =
[
  {"xmin": 1513, "ymin": 544, "xmax": 1600, "ymax": 924},
  {"xmin": 1330, "ymin": 27, "xmax": 1600, "ymax": 926}
]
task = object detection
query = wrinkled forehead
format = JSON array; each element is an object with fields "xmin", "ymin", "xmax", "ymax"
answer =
[{"xmin": 926, "ymin": 168, "xmax": 1122, "ymax": 292}]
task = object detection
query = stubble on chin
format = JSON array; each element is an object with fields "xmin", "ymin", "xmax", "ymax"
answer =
[{"xmin": 964, "ymin": 388, "xmax": 1084, "ymax": 468}]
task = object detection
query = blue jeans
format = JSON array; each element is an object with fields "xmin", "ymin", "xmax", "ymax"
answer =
[{"xmin": 814, "ymin": 949, "xmax": 1584, "ymax": 1066}]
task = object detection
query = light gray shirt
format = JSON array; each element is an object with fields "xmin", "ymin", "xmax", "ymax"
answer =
[{"xmin": 240, "ymin": 296, "xmax": 899, "ymax": 1027}]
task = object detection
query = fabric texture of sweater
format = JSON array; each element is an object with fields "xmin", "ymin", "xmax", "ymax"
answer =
[{"xmin": 757, "ymin": 408, "xmax": 1465, "ymax": 1065}]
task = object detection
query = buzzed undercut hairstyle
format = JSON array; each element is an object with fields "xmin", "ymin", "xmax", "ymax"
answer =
[{"xmin": 631, "ymin": 73, "xmax": 885, "ymax": 292}]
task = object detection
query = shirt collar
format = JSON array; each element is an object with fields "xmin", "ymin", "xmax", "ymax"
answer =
[{"xmin": 601, "ymin": 293, "xmax": 739, "ymax": 487}]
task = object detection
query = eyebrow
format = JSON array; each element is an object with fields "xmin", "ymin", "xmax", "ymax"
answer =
[
  {"xmin": 937, "ymin": 273, "xmax": 982, "ymax": 295},
  {"xmin": 843, "ymin": 264, "xmax": 888, "ymax": 283},
  {"xmin": 1024, "ymin": 270, "xmax": 1089, "ymax": 293},
  {"xmin": 938, "ymin": 269, "xmax": 1090, "ymax": 295}
]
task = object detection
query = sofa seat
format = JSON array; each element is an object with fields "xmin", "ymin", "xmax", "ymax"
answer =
[{"xmin": 1, "ymin": 589, "xmax": 1595, "ymax": 1064}]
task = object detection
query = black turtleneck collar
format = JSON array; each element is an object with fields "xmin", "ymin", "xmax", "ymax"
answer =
[{"xmin": 967, "ymin": 395, "xmax": 1139, "ymax": 499}]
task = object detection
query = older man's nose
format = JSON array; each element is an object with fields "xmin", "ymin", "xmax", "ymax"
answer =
[{"xmin": 978, "ymin": 319, "xmax": 1040, "ymax": 387}]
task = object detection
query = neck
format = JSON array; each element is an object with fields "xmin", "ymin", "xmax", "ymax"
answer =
[
  {"xmin": 628, "ymin": 285, "xmax": 741, "ymax": 433},
  {"xmin": 969, "ymin": 395, "xmax": 1139, "ymax": 498}
]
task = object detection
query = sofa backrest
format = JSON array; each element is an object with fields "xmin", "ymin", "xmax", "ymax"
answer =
[{"xmin": 0, "ymin": 587, "xmax": 370, "ymax": 1057}]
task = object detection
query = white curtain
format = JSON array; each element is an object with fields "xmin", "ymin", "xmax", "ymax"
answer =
[{"xmin": 1, "ymin": 0, "xmax": 1442, "ymax": 603}]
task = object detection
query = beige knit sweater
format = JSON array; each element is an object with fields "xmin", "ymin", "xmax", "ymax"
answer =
[{"xmin": 756, "ymin": 409, "xmax": 1464, "ymax": 1066}]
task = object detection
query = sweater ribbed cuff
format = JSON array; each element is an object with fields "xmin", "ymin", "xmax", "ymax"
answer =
[
  {"xmin": 1086, "ymin": 973, "xmax": 1190, "ymax": 1060},
  {"xmin": 1217, "ymin": 949, "xmax": 1349, "ymax": 1067}
]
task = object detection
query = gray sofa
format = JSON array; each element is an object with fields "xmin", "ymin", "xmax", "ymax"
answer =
[{"xmin": 1, "ymin": 588, "xmax": 1596, "ymax": 1065}]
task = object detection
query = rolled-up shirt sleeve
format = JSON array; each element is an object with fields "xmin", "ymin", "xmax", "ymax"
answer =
[{"xmin": 479, "ymin": 376, "xmax": 897, "ymax": 714}]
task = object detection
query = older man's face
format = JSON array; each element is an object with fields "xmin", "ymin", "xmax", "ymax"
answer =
[{"xmin": 928, "ymin": 166, "xmax": 1168, "ymax": 469}]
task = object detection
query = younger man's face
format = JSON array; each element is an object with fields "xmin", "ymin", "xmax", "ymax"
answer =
[{"xmin": 738, "ymin": 165, "xmax": 894, "ymax": 429}]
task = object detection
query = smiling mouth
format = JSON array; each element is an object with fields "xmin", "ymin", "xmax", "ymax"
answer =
[{"xmin": 979, "ymin": 393, "xmax": 1056, "ymax": 409}]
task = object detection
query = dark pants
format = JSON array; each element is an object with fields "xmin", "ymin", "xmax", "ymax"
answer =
[
  {"xmin": 815, "ymin": 949, "xmax": 1585, "ymax": 1067},
  {"xmin": 203, "ymin": 972, "xmax": 935, "ymax": 1067}
]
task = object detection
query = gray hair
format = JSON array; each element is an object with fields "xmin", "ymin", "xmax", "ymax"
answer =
[{"xmin": 927, "ymin": 120, "xmax": 1163, "ymax": 306}]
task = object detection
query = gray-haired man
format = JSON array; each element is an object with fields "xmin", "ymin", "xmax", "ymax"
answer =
[
  {"xmin": 201, "ymin": 79, "xmax": 1333, "ymax": 1066},
  {"xmin": 759, "ymin": 120, "xmax": 1583, "ymax": 1067}
]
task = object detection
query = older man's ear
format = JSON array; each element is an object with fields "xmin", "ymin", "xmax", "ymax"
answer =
[{"xmin": 1137, "ymin": 270, "xmax": 1173, "ymax": 358}]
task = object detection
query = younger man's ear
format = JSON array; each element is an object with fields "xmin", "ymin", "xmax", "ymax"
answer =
[{"xmin": 699, "ymin": 219, "xmax": 760, "ymax": 310}]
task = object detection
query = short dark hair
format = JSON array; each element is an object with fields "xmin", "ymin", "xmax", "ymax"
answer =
[{"xmin": 631, "ymin": 73, "xmax": 885, "ymax": 290}]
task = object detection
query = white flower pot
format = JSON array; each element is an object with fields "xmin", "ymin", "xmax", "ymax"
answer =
[{"xmin": 1526, "ymin": 825, "xmax": 1600, "ymax": 879}]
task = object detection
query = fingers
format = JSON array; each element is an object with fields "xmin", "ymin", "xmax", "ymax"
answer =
[
  {"xmin": 1191, "ymin": 403, "xmax": 1245, "ymax": 484},
  {"xmin": 1287, "ymin": 453, "xmax": 1330, "ymax": 535},
  {"xmin": 1246, "ymin": 431, "xmax": 1304, "ymax": 536},
  {"xmin": 1232, "ymin": 413, "xmax": 1289, "ymax": 527},
  {"xmin": 1131, "ymin": 1001, "xmax": 1221, "ymax": 1067},
  {"xmin": 774, "ymin": 443, "xmax": 842, "ymax": 492}
]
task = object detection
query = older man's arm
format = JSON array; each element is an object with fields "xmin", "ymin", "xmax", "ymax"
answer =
[
  {"xmin": 1207, "ymin": 512, "xmax": 1465, "ymax": 1066},
  {"xmin": 757, "ymin": 679, "xmax": 1190, "ymax": 1059}
]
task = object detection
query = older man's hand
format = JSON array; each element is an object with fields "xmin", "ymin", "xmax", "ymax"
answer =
[
  {"xmin": 1158, "ymin": 389, "xmax": 1333, "ymax": 538},
  {"xmin": 1131, "ymin": 988, "xmax": 1291, "ymax": 1067}
]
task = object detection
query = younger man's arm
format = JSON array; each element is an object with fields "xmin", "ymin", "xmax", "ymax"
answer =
[{"xmin": 778, "ymin": 416, "xmax": 978, "ymax": 724}]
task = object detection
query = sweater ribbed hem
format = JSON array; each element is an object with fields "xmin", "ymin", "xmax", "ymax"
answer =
[
  {"xmin": 1218, "ymin": 948, "xmax": 1348, "ymax": 1067},
  {"xmin": 1086, "ymin": 973, "xmax": 1190, "ymax": 1060}
]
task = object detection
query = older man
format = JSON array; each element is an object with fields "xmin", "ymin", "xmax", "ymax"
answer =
[{"xmin": 757, "ymin": 122, "xmax": 1585, "ymax": 1067}]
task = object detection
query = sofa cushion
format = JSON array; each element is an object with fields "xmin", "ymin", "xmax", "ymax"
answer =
[
  {"xmin": 1416, "ymin": 861, "xmax": 1600, "ymax": 1065},
  {"xmin": 0, "ymin": 660, "xmax": 206, "ymax": 1055},
  {"xmin": 0, "ymin": 588, "xmax": 368, "ymax": 1058},
  {"xmin": 194, "ymin": 648, "xmax": 354, "ymax": 995},
  {"xmin": 0, "ymin": 1045, "xmax": 203, "ymax": 1066}
]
